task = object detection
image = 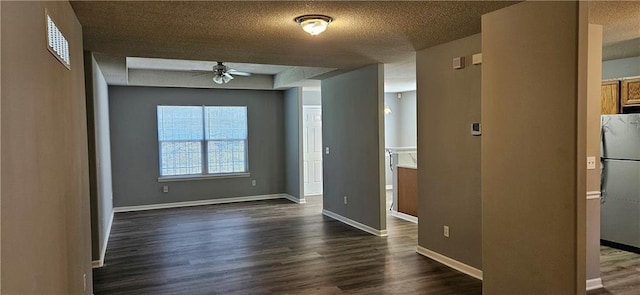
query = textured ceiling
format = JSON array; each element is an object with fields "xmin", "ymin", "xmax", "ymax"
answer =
[
  {"xmin": 127, "ymin": 57, "xmax": 294, "ymax": 74},
  {"xmin": 70, "ymin": 1, "xmax": 518, "ymax": 70},
  {"xmin": 589, "ymin": 1, "xmax": 640, "ymax": 61},
  {"xmin": 72, "ymin": 1, "xmax": 640, "ymax": 91}
]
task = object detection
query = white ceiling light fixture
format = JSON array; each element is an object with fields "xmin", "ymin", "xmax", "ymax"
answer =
[
  {"xmin": 295, "ymin": 14, "xmax": 333, "ymax": 36},
  {"xmin": 213, "ymin": 72, "xmax": 233, "ymax": 84},
  {"xmin": 211, "ymin": 61, "xmax": 252, "ymax": 84}
]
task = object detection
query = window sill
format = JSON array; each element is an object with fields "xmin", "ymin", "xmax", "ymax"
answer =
[{"xmin": 158, "ymin": 173, "xmax": 251, "ymax": 182}]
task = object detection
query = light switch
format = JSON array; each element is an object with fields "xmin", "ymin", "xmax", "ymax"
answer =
[
  {"xmin": 587, "ymin": 157, "xmax": 596, "ymax": 170},
  {"xmin": 325, "ymin": 147, "xmax": 330, "ymax": 155}
]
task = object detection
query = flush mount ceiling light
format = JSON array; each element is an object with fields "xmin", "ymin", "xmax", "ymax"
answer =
[{"xmin": 295, "ymin": 14, "xmax": 333, "ymax": 36}]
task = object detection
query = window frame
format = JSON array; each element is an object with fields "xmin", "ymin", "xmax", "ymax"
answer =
[{"xmin": 156, "ymin": 105, "xmax": 250, "ymax": 182}]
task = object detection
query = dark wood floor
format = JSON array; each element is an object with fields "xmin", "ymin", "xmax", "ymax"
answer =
[
  {"xmin": 588, "ymin": 246, "xmax": 640, "ymax": 295},
  {"xmin": 94, "ymin": 196, "xmax": 482, "ymax": 294},
  {"xmin": 95, "ymin": 195, "xmax": 640, "ymax": 294}
]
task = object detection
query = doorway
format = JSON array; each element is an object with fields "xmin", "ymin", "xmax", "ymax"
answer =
[{"xmin": 303, "ymin": 106, "xmax": 323, "ymax": 196}]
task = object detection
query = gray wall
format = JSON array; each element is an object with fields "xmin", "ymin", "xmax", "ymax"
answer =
[
  {"xmin": 383, "ymin": 93, "xmax": 400, "ymax": 148},
  {"xmin": 481, "ymin": 2, "xmax": 585, "ymax": 293},
  {"xmin": 85, "ymin": 52, "xmax": 114, "ymax": 262},
  {"xmin": 303, "ymin": 90, "xmax": 321, "ymax": 106},
  {"xmin": 384, "ymin": 91, "xmax": 417, "ymax": 148},
  {"xmin": 284, "ymin": 87, "xmax": 304, "ymax": 200},
  {"xmin": 2, "ymin": 1, "xmax": 93, "ymax": 293},
  {"xmin": 398, "ymin": 91, "xmax": 417, "ymax": 147},
  {"xmin": 384, "ymin": 93, "xmax": 399, "ymax": 187},
  {"xmin": 321, "ymin": 64, "xmax": 386, "ymax": 231},
  {"xmin": 602, "ymin": 56, "xmax": 640, "ymax": 80},
  {"xmin": 416, "ymin": 34, "xmax": 482, "ymax": 269},
  {"xmin": 109, "ymin": 86, "xmax": 285, "ymax": 207}
]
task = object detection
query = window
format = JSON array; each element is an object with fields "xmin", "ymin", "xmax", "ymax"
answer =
[{"xmin": 157, "ymin": 106, "xmax": 248, "ymax": 178}]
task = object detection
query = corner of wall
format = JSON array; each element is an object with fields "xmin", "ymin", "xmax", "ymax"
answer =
[{"xmin": 321, "ymin": 64, "xmax": 386, "ymax": 232}]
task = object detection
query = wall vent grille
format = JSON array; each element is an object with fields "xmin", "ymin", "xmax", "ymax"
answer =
[{"xmin": 46, "ymin": 11, "xmax": 70, "ymax": 69}]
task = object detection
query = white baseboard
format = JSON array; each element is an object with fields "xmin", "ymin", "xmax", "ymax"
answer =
[
  {"xmin": 92, "ymin": 260, "xmax": 102, "ymax": 268},
  {"xmin": 385, "ymin": 185, "xmax": 393, "ymax": 190},
  {"xmin": 283, "ymin": 194, "xmax": 306, "ymax": 204},
  {"xmin": 390, "ymin": 210, "xmax": 418, "ymax": 224},
  {"xmin": 92, "ymin": 210, "xmax": 114, "ymax": 268},
  {"xmin": 113, "ymin": 194, "xmax": 289, "ymax": 212},
  {"xmin": 587, "ymin": 191, "xmax": 601, "ymax": 200},
  {"xmin": 416, "ymin": 245, "xmax": 483, "ymax": 280},
  {"xmin": 586, "ymin": 278, "xmax": 603, "ymax": 291},
  {"xmin": 322, "ymin": 209, "xmax": 388, "ymax": 237}
]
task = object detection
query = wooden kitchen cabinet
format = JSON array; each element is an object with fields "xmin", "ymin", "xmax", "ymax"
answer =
[
  {"xmin": 621, "ymin": 78, "xmax": 640, "ymax": 109},
  {"xmin": 601, "ymin": 81, "xmax": 620, "ymax": 115},
  {"xmin": 397, "ymin": 167, "xmax": 417, "ymax": 217}
]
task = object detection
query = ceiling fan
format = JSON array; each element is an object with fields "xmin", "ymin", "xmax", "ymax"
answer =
[{"xmin": 212, "ymin": 62, "xmax": 252, "ymax": 84}]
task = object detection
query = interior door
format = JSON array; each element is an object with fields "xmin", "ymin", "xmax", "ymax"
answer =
[{"xmin": 303, "ymin": 107, "xmax": 323, "ymax": 196}]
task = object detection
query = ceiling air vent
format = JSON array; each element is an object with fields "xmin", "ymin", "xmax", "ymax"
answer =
[{"xmin": 46, "ymin": 10, "xmax": 70, "ymax": 69}]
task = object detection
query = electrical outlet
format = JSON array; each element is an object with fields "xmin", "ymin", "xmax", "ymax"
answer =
[
  {"xmin": 587, "ymin": 156, "xmax": 597, "ymax": 170},
  {"xmin": 443, "ymin": 225, "xmax": 450, "ymax": 238},
  {"xmin": 325, "ymin": 147, "xmax": 330, "ymax": 155},
  {"xmin": 252, "ymin": 180, "xmax": 257, "ymax": 186},
  {"xmin": 344, "ymin": 196, "xmax": 348, "ymax": 205},
  {"xmin": 162, "ymin": 185, "xmax": 169, "ymax": 193}
]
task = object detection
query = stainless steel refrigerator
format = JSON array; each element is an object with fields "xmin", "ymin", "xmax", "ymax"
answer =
[{"xmin": 601, "ymin": 114, "xmax": 640, "ymax": 250}]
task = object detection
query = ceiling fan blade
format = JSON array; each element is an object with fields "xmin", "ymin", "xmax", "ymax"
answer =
[
  {"xmin": 228, "ymin": 69, "xmax": 252, "ymax": 77},
  {"xmin": 223, "ymin": 72, "xmax": 234, "ymax": 80},
  {"xmin": 191, "ymin": 71, "xmax": 211, "ymax": 77}
]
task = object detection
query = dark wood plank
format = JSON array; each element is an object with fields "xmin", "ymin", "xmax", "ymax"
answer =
[{"xmin": 93, "ymin": 196, "xmax": 481, "ymax": 294}]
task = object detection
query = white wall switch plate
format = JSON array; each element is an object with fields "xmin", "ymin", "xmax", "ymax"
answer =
[
  {"xmin": 453, "ymin": 57, "xmax": 465, "ymax": 69},
  {"xmin": 344, "ymin": 196, "xmax": 348, "ymax": 204},
  {"xmin": 252, "ymin": 179, "xmax": 257, "ymax": 186},
  {"xmin": 587, "ymin": 156, "xmax": 596, "ymax": 170},
  {"xmin": 325, "ymin": 147, "xmax": 330, "ymax": 155},
  {"xmin": 162, "ymin": 185, "xmax": 169, "ymax": 193},
  {"xmin": 472, "ymin": 53, "xmax": 482, "ymax": 65},
  {"xmin": 443, "ymin": 225, "xmax": 450, "ymax": 237}
]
